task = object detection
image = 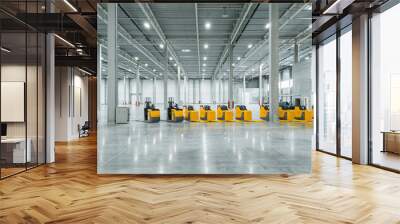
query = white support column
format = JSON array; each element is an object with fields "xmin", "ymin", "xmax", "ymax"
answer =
[
  {"xmin": 228, "ymin": 44, "xmax": 234, "ymax": 108},
  {"xmin": 217, "ymin": 79, "xmax": 220, "ymax": 103},
  {"xmin": 219, "ymin": 78, "xmax": 222, "ymax": 103},
  {"xmin": 136, "ymin": 64, "xmax": 140, "ymax": 105},
  {"xmin": 259, "ymin": 64, "xmax": 263, "ymax": 105},
  {"xmin": 123, "ymin": 76, "xmax": 127, "ymax": 104},
  {"xmin": 46, "ymin": 29, "xmax": 55, "ymax": 163},
  {"xmin": 184, "ymin": 76, "xmax": 188, "ymax": 106},
  {"xmin": 211, "ymin": 78, "xmax": 214, "ymax": 104},
  {"xmin": 269, "ymin": 4, "xmax": 280, "ymax": 122},
  {"xmin": 128, "ymin": 78, "xmax": 131, "ymax": 104},
  {"xmin": 164, "ymin": 52, "xmax": 168, "ymax": 108},
  {"xmin": 199, "ymin": 79, "xmax": 202, "ymax": 104},
  {"xmin": 222, "ymin": 78, "xmax": 226, "ymax": 104},
  {"xmin": 242, "ymin": 74, "xmax": 246, "ymax": 104},
  {"xmin": 97, "ymin": 44, "xmax": 102, "ymax": 121},
  {"xmin": 192, "ymin": 79, "xmax": 196, "ymax": 104},
  {"xmin": 153, "ymin": 77, "xmax": 156, "ymax": 104},
  {"xmin": 294, "ymin": 41, "xmax": 299, "ymax": 64},
  {"xmin": 177, "ymin": 66, "xmax": 181, "ymax": 105},
  {"xmin": 107, "ymin": 3, "xmax": 117, "ymax": 124},
  {"xmin": 292, "ymin": 41, "xmax": 299, "ymax": 102},
  {"xmin": 140, "ymin": 79, "xmax": 143, "ymax": 103},
  {"xmin": 352, "ymin": 14, "xmax": 369, "ymax": 164}
]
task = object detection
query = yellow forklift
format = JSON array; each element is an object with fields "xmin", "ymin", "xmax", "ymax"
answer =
[
  {"xmin": 278, "ymin": 102, "xmax": 294, "ymax": 121},
  {"xmin": 184, "ymin": 105, "xmax": 200, "ymax": 122},
  {"xmin": 293, "ymin": 106, "xmax": 313, "ymax": 122},
  {"xmin": 167, "ymin": 98, "xmax": 184, "ymax": 122},
  {"xmin": 235, "ymin": 105, "xmax": 252, "ymax": 121},
  {"xmin": 217, "ymin": 105, "xmax": 233, "ymax": 121},
  {"xmin": 199, "ymin": 105, "xmax": 216, "ymax": 122},
  {"xmin": 144, "ymin": 98, "xmax": 160, "ymax": 123},
  {"xmin": 259, "ymin": 104, "xmax": 269, "ymax": 121}
]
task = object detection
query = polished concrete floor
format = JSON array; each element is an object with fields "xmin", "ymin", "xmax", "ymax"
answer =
[{"xmin": 98, "ymin": 121, "xmax": 313, "ymax": 174}]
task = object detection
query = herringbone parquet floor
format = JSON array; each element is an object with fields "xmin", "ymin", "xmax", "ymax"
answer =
[{"xmin": 1, "ymin": 135, "xmax": 400, "ymax": 224}]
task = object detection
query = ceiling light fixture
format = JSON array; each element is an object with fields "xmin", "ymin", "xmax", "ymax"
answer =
[
  {"xmin": 204, "ymin": 44, "xmax": 208, "ymax": 49},
  {"xmin": 0, "ymin": 47, "xmax": 11, "ymax": 53},
  {"xmin": 237, "ymin": 57, "xmax": 241, "ymax": 61},
  {"xmin": 145, "ymin": 63, "xmax": 148, "ymax": 67},
  {"xmin": 153, "ymin": 69, "xmax": 156, "ymax": 72},
  {"xmin": 134, "ymin": 57, "xmax": 139, "ymax": 61},
  {"xmin": 323, "ymin": 0, "xmax": 345, "ymax": 15},
  {"xmin": 63, "ymin": 0, "xmax": 78, "ymax": 12},
  {"xmin": 169, "ymin": 56, "xmax": 173, "ymax": 61},
  {"xmin": 248, "ymin": 44, "xmax": 253, "ymax": 49},
  {"xmin": 78, "ymin": 67, "xmax": 92, "ymax": 76},
  {"xmin": 205, "ymin": 22, "xmax": 211, "ymax": 30},
  {"xmin": 203, "ymin": 56, "xmax": 207, "ymax": 61},
  {"xmin": 159, "ymin": 43, "xmax": 164, "ymax": 49},
  {"xmin": 54, "ymin": 34, "xmax": 75, "ymax": 48},
  {"xmin": 222, "ymin": 7, "xmax": 229, "ymax": 18},
  {"xmin": 202, "ymin": 63, "xmax": 206, "ymax": 67},
  {"xmin": 265, "ymin": 23, "xmax": 270, "ymax": 29},
  {"xmin": 174, "ymin": 63, "xmax": 177, "ymax": 67},
  {"xmin": 182, "ymin": 49, "xmax": 191, "ymax": 52},
  {"xmin": 144, "ymin": 22, "xmax": 151, "ymax": 29}
]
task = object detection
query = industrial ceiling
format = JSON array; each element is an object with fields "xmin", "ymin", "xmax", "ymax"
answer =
[{"xmin": 98, "ymin": 3, "xmax": 312, "ymax": 80}]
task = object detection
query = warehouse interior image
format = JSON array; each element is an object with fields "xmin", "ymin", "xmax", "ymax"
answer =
[
  {"xmin": 2, "ymin": 0, "xmax": 400, "ymax": 222},
  {"xmin": 97, "ymin": 3, "xmax": 313, "ymax": 174}
]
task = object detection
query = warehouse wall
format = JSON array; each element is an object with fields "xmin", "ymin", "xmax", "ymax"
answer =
[
  {"xmin": 105, "ymin": 60, "xmax": 312, "ymax": 112},
  {"xmin": 112, "ymin": 79, "xmax": 232, "ymax": 106},
  {"xmin": 292, "ymin": 60, "xmax": 312, "ymax": 107}
]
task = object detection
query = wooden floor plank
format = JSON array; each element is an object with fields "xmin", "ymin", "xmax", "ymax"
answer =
[{"xmin": 0, "ymin": 135, "xmax": 400, "ymax": 223}]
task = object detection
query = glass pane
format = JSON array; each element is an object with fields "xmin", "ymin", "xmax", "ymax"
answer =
[
  {"xmin": 38, "ymin": 32, "xmax": 46, "ymax": 164},
  {"xmin": 318, "ymin": 36, "xmax": 337, "ymax": 154},
  {"xmin": 27, "ymin": 31, "xmax": 38, "ymax": 169},
  {"xmin": 371, "ymin": 4, "xmax": 400, "ymax": 171},
  {"xmin": 340, "ymin": 29, "xmax": 352, "ymax": 158},
  {"xmin": 98, "ymin": 4, "xmax": 108, "ymax": 125},
  {"xmin": 1, "ymin": 31, "xmax": 27, "ymax": 177},
  {"xmin": 25, "ymin": 0, "xmax": 39, "ymax": 169}
]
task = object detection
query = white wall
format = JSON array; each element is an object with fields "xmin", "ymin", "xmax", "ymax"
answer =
[
  {"xmin": 55, "ymin": 67, "xmax": 89, "ymax": 141},
  {"xmin": 1, "ymin": 65, "xmax": 37, "ymax": 137},
  {"xmin": 1, "ymin": 63, "xmax": 46, "ymax": 164}
]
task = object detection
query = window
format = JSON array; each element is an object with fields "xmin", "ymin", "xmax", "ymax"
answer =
[
  {"xmin": 317, "ymin": 35, "xmax": 337, "ymax": 154},
  {"xmin": 371, "ymin": 3, "xmax": 400, "ymax": 171},
  {"xmin": 340, "ymin": 28, "xmax": 352, "ymax": 158}
]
